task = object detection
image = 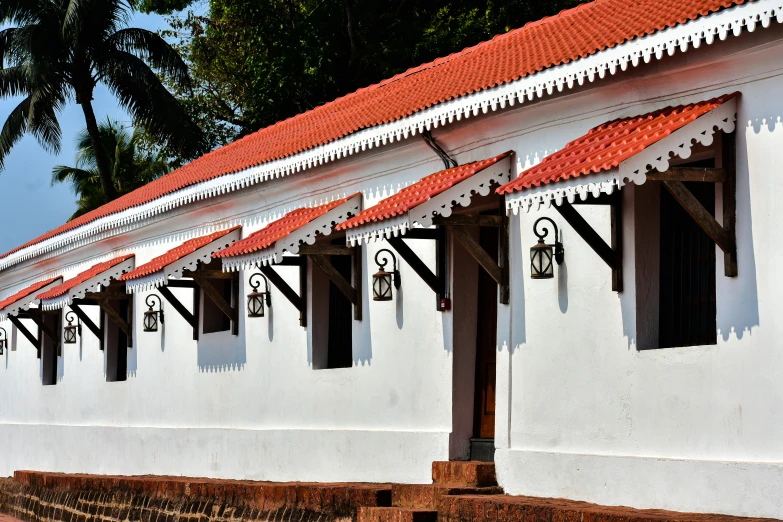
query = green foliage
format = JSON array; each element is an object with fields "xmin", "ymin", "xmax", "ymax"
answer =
[
  {"xmin": 0, "ymin": 0, "xmax": 207, "ymax": 203},
  {"xmin": 52, "ymin": 118, "xmax": 170, "ymax": 220},
  {"xmin": 144, "ymin": 0, "xmax": 583, "ymax": 154}
]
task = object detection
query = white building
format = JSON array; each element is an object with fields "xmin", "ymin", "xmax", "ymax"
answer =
[{"xmin": 1, "ymin": 0, "xmax": 782, "ymax": 519}]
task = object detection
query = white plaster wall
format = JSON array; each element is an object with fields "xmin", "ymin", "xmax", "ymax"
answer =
[{"xmin": 0, "ymin": 18, "xmax": 781, "ymax": 519}]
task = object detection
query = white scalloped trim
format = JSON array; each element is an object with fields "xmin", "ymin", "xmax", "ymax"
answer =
[
  {"xmin": 0, "ymin": 278, "xmax": 64, "ymax": 321},
  {"xmin": 506, "ymin": 98, "xmax": 738, "ymax": 213},
  {"xmin": 347, "ymin": 157, "xmax": 512, "ymax": 245},
  {"xmin": 0, "ymin": 0, "xmax": 778, "ymax": 271},
  {"xmin": 125, "ymin": 228, "xmax": 242, "ymax": 294},
  {"xmin": 40, "ymin": 257, "xmax": 136, "ymax": 311},
  {"xmin": 222, "ymin": 194, "xmax": 363, "ymax": 271}
]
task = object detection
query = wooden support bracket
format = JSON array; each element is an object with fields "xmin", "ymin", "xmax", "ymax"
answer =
[
  {"xmin": 192, "ymin": 273, "xmax": 239, "ymax": 335},
  {"xmin": 158, "ymin": 285, "xmax": 199, "ymax": 340},
  {"xmin": 387, "ymin": 231, "xmax": 447, "ymax": 310},
  {"xmin": 647, "ymin": 167, "xmax": 726, "ymax": 182},
  {"xmin": 69, "ymin": 302, "xmax": 104, "ymax": 350},
  {"xmin": 8, "ymin": 315, "xmax": 39, "ymax": 355},
  {"xmin": 310, "ymin": 252, "xmax": 363, "ymax": 320},
  {"xmin": 555, "ymin": 195, "xmax": 624, "ymax": 292},
  {"xmin": 441, "ymin": 208, "xmax": 510, "ymax": 305},
  {"xmin": 97, "ymin": 299, "xmax": 133, "ymax": 348},
  {"xmin": 259, "ymin": 260, "xmax": 308, "ymax": 327}
]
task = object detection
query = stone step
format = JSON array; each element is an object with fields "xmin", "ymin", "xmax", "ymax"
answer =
[
  {"xmin": 358, "ymin": 507, "xmax": 438, "ymax": 522},
  {"xmin": 431, "ymin": 461, "xmax": 497, "ymax": 487},
  {"xmin": 392, "ymin": 484, "xmax": 504, "ymax": 509}
]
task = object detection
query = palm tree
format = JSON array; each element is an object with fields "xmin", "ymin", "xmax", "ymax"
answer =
[
  {"xmin": 52, "ymin": 118, "xmax": 169, "ymax": 220},
  {"xmin": 0, "ymin": 0, "xmax": 207, "ymax": 203}
]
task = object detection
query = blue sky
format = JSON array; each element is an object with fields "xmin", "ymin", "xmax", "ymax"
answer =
[{"xmin": 0, "ymin": 11, "xmax": 173, "ymax": 255}]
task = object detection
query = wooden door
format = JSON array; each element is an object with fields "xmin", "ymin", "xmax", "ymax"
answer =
[{"xmin": 474, "ymin": 226, "xmax": 498, "ymax": 439}]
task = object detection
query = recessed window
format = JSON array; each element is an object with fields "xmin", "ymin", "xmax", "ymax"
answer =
[
  {"xmin": 326, "ymin": 254, "xmax": 353, "ymax": 368},
  {"xmin": 659, "ymin": 180, "xmax": 717, "ymax": 348},
  {"xmin": 203, "ymin": 279, "xmax": 233, "ymax": 334},
  {"xmin": 105, "ymin": 300, "xmax": 129, "ymax": 382},
  {"xmin": 41, "ymin": 312, "xmax": 59, "ymax": 386}
]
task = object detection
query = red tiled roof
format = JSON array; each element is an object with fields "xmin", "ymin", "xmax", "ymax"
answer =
[
  {"xmin": 0, "ymin": 277, "xmax": 62, "ymax": 311},
  {"xmin": 337, "ymin": 152, "xmax": 512, "ymax": 230},
  {"xmin": 36, "ymin": 255, "xmax": 135, "ymax": 301},
  {"xmin": 121, "ymin": 227, "xmax": 241, "ymax": 281},
  {"xmin": 0, "ymin": 0, "xmax": 748, "ymax": 261},
  {"xmin": 496, "ymin": 93, "xmax": 738, "ymax": 195},
  {"xmin": 216, "ymin": 197, "xmax": 357, "ymax": 258}
]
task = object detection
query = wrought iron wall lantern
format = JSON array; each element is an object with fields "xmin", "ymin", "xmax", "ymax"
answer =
[
  {"xmin": 373, "ymin": 249, "xmax": 401, "ymax": 301},
  {"xmin": 0, "ymin": 327, "xmax": 6, "ymax": 354},
  {"xmin": 144, "ymin": 295, "xmax": 164, "ymax": 332},
  {"xmin": 247, "ymin": 273, "xmax": 272, "ymax": 318},
  {"xmin": 63, "ymin": 311, "xmax": 81, "ymax": 344},
  {"xmin": 530, "ymin": 217, "xmax": 565, "ymax": 279}
]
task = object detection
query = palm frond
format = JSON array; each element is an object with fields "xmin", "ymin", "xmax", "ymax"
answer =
[
  {"xmin": 0, "ymin": 66, "xmax": 31, "ymax": 98},
  {"xmin": 0, "ymin": 95, "xmax": 30, "ymax": 170},
  {"xmin": 106, "ymin": 28, "xmax": 192, "ymax": 88},
  {"xmin": 100, "ymin": 50, "xmax": 208, "ymax": 158}
]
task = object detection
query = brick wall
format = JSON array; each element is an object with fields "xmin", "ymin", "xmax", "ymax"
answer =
[{"xmin": 0, "ymin": 472, "xmax": 392, "ymax": 522}]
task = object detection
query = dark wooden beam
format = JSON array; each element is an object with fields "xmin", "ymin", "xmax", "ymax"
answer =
[
  {"xmin": 277, "ymin": 256, "xmax": 305, "ymax": 267},
  {"xmin": 298, "ymin": 244, "xmax": 354, "ymax": 256},
  {"xmin": 447, "ymin": 225, "xmax": 503, "ymax": 286},
  {"xmin": 352, "ymin": 246, "xmax": 362, "ymax": 321},
  {"xmin": 310, "ymin": 254, "xmax": 358, "ymax": 305},
  {"xmin": 721, "ymin": 131, "xmax": 738, "ymax": 277},
  {"xmin": 610, "ymin": 193, "xmax": 623, "ymax": 292},
  {"xmin": 259, "ymin": 265, "xmax": 304, "ymax": 312},
  {"xmin": 646, "ymin": 167, "xmax": 726, "ymax": 182},
  {"xmin": 25, "ymin": 313, "xmax": 59, "ymax": 348},
  {"xmin": 231, "ymin": 271, "xmax": 239, "ymax": 336},
  {"xmin": 435, "ymin": 214, "xmax": 502, "ymax": 227},
  {"xmin": 166, "ymin": 279, "xmax": 198, "ymax": 289},
  {"xmin": 662, "ymin": 180, "xmax": 733, "ymax": 254},
  {"xmin": 298, "ymin": 257, "xmax": 308, "ymax": 327},
  {"xmin": 387, "ymin": 236, "xmax": 445, "ymax": 296},
  {"xmin": 69, "ymin": 303, "xmax": 103, "ymax": 349},
  {"xmin": 158, "ymin": 286, "xmax": 198, "ymax": 341},
  {"xmin": 8, "ymin": 315, "xmax": 39, "ymax": 352},
  {"xmin": 499, "ymin": 196, "xmax": 510, "ymax": 305},
  {"xmin": 555, "ymin": 202, "xmax": 618, "ymax": 270}
]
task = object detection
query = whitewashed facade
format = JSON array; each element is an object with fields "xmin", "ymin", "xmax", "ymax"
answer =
[{"xmin": 1, "ymin": 1, "xmax": 783, "ymax": 520}]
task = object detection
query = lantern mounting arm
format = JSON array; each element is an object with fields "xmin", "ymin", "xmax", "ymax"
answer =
[
  {"xmin": 259, "ymin": 258, "xmax": 307, "ymax": 327},
  {"xmin": 301, "ymin": 244, "xmax": 362, "ymax": 321},
  {"xmin": 7, "ymin": 315, "xmax": 40, "ymax": 353},
  {"xmin": 158, "ymin": 280, "xmax": 200, "ymax": 340},
  {"xmin": 554, "ymin": 193, "xmax": 623, "ymax": 292},
  {"xmin": 69, "ymin": 300, "xmax": 105, "ymax": 350}
]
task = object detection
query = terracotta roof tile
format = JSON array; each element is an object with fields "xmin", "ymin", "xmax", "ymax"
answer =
[
  {"xmin": 1, "ymin": 0, "xmax": 748, "ymax": 260},
  {"xmin": 337, "ymin": 152, "xmax": 512, "ymax": 230},
  {"xmin": 496, "ymin": 93, "xmax": 739, "ymax": 195},
  {"xmin": 215, "ymin": 197, "xmax": 356, "ymax": 258},
  {"xmin": 0, "ymin": 277, "xmax": 61, "ymax": 311},
  {"xmin": 121, "ymin": 227, "xmax": 241, "ymax": 281},
  {"xmin": 36, "ymin": 255, "xmax": 135, "ymax": 301}
]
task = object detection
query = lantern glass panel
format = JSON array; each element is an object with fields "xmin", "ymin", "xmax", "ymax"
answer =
[
  {"xmin": 247, "ymin": 292, "xmax": 265, "ymax": 317},
  {"xmin": 64, "ymin": 325, "xmax": 77, "ymax": 344},
  {"xmin": 530, "ymin": 242, "xmax": 554, "ymax": 279},
  {"xmin": 373, "ymin": 271, "xmax": 393, "ymax": 301},
  {"xmin": 143, "ymin": 311, "xmax": 158, "ymax": 332}
]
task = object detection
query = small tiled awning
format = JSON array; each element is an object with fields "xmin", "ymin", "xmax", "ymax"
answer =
[
  {"xmin": 215, "ymin": 194, "xmax": 363, "ymax": 271},
  {"xmin": 37, "ymin": 255, "xmax": 136, "ymax": 310},
  {"xmin": 337, "ymin": 151, "xmax": 513, "ymax": 245},
  {"xmin": 497, "ymin": 93, "xmax": 739, "ymax": 213},
  {"xmin": 0, "ymin": 277, "xmax": 63, "ymax": 320},
  {"xmin": 121, "ymin": 227, "xmax": 242, "ymax": 293}
]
